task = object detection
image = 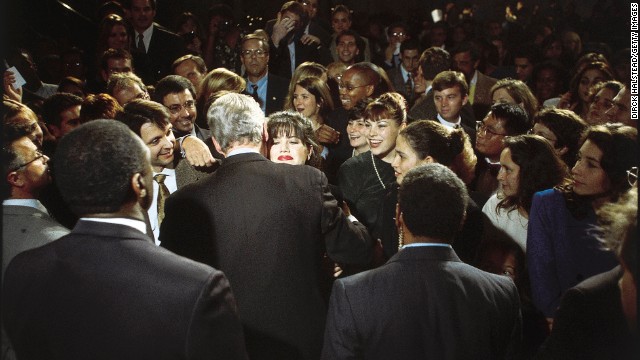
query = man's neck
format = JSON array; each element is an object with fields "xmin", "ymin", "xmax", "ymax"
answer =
[
  {"xmin": 224, "ymin": 143, "xmax": 262, "ymax": 157},
  {"xmin": 247, "ymin": 72, "xmax": 267, "ymax": 84}
]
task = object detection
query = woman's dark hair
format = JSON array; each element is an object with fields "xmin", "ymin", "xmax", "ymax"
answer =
[
  {"xmin": 293, "ymin": 77, "xmax": 335, "ymax": 119},
  {"xmin": 568, "ymin": 61, "xmax": 615, "ymax": 115},
  {"xmin": 559, "ymin": 123, "xmax": 638, "ymax": 218},
  {"xmin": 532, "ymin": 108, "xmax": 588, "ymax": 168},
  {"xmin": 399, "ymin": 120, "xmax": 464, "ymax": 167},
  {"xmin": 266, "ymin": 111, "xmax": 322, "ymax": 169},
  {"xmin": 497, "ymin": 135, "xmax": 567, "ymax": 214},
  {"xmin": 363, "ymin": 92, "xmax": 406, "ymax": 126}
]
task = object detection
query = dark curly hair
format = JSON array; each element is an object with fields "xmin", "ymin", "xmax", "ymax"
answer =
[{"xmin": 532, "ymin": 108, "xmax": 588, "ymax": 167}]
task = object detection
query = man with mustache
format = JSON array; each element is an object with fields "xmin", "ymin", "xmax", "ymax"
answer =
[{"xmin": 240, "ymin": 34, "xmax": 288, "ymax": 116}]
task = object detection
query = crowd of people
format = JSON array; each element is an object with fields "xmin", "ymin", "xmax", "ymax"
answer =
[{"xmin": 2, "ymin": 0, "xmax": 637, "ymax": 359}]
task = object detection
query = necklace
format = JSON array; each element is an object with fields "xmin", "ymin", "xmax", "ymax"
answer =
[{"xmin": 371, "ymin": 151, "xmax": 386, "ymax": 190}]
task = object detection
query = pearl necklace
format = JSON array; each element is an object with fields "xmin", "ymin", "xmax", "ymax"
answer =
[{"xmin": 371, "ymin": 151, "xmax": 386, "ymax": 190}]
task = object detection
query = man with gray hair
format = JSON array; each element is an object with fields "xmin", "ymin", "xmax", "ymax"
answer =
[{"xmin": 161, "ymin": 93, "xmax": 371, "ymax": 360}]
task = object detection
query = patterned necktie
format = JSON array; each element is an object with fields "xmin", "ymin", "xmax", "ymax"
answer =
[
  {"xmin": 405, "ymin": 73, "xmax": 413, "ymax": 105},
  {"xmin": 137, "ymin": 33, "xmax": 145, "ymax": 52},
  {"xmin": 154, "ymin": 174, "xmax": 170, "ymax": 226}
]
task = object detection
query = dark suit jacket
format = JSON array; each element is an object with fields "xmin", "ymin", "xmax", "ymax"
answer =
[
  {"xmin": 266, "ymin": 29, "xmax": 332, "ymax": 79},
  {"xmin": 386, "ymin": 66, "xmax": 415, "ymax": 106},
  {"xmin": 535, "ymin": 266, "xmax": 639, "ymax": 359},
  {"xmin": 133, "ymin": 24, "xmax": 187, "ymax": 85},
  {"xmin": 2, "ymin": 220, "xmax": 247, "ymax": 360},
  {"xmin": 265, "ymin": 73, "xmax": 289, "ymax": 115},
  {"xmin": 160, "ymin": 152, "xmax": 371, "ymax": 360},
  {"xmin": 322, "ymin": 246, "xmax": 522, "ymax": 359}
]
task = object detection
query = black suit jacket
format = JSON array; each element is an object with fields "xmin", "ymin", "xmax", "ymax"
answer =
[
  {"xmin": 535, "ymin": 266, "xmax": 639, "ymax": 359},
  {"xmin": 322, "ymin": 246, "xmax": 522, "ymax": 359},
  {"xmin": 2, "ymin": 220, "xmax": 247, "ymax": 360},
  {"xmin": 161, "ymin": 152, "xmax": 371, "ymax": 360},
  {"xmin": 265, "ymin": 24, "xmax": 332, "ymax": 79},
  {"xmin": 133, "ymin": 24, "xmax": 187, "ymax": 85},
  {"xmin": 265, "ymin": 73, "xmax": 289, "ymax": 115},
  {"xmin": 408, "ymin": 88, "xmax": 476, "ymax": 128}
]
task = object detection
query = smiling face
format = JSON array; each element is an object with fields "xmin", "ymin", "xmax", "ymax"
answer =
[
  {"xmin": 269, "ymin": 132, "xmax": 310, "ymax": 165},
  {"xmin": 392, "ymin": 134, "xmax": 431, "ymax": 184},
  {"xmin": 347, "ymin": 117, "xmax": 369, "ymax": 153},
  {"xmin": 571, "ymin": 140, "xmax": 610, "ymax": 196},
  {"xmin": 293, "ymin": 85, "xmax": 319, "ymax": 119},
  {"xmin": 339, "ymin": 68, "xmax": 373, "ymax": 110},
  {"xmin": 434, "ymin": 86, "xmax": 468, "ymax": 123},
  {"xmin": 140, "ymin": 122, "xmax": 175, "ymax": 172},
  {"xmin": 497, "ymin": 147, "xmax": 520, "ymax": 198},
  {"xmin": 162, "ymin": 89, "xmax": 196, "ymax": 134},
  {"xmin": 366, "ymin": 116, "xmax": 402, "ymax": 163},
  {"xmin": 336, "ymin": 34, "xmax": 359, "ymax": 65}
]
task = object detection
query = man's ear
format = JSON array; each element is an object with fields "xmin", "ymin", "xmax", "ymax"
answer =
[
  {"xmin": 6, "ymin": 171, "xmax": 23, "ymax": 188},
  {"xmin": 395, "ymin": 203, "xmax": 402, "ymax": 229},
  {"xmin": 365, "ymin": 84, "xmax": 375, "ymax": 97},
  {"xmin": 461, "ymin": 94, "xmax": 469, "ymax": 106},
  {"xmin": 473, "ymin": 59, "xmax": 480, "ymax": 70},
  {"xmin": 210, "ymin": 136, "xmax": 224, "ymax": 157},
  {"xmin": 131, "ymin": 173, "xmax": 147, "ymax": 200}
]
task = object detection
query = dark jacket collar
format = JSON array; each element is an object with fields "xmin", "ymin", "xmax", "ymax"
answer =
[{"xmin": 387, "ymin": 245, "xmax": 461, "ymax": 264}]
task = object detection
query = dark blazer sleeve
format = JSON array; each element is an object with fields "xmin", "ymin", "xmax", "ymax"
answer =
[
  {"xmin": 187, "ymin": 269, "xmax": 248, "ymax": 360},
  {"xmin": 321, "ymin": 279, "xmax": 362, "ymax": 360},
  {"xmin": 319, "ymin": 171, "xmax": 372, "ymax": 265}
]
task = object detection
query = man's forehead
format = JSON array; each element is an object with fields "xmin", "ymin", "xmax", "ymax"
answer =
[
  {"xmin": 282, "ymin": 11, "xmax": 300, "ymax": 21},
  {"xmin": 338, "ymin": 35, "xmax": 356, "ymax": 43},
  {"xmin": 163, "ymin": 89, "xmax": 193, "ymax": 103},
  {"xmin": 434, "ymin": 86, "xmax": 462, "ymax": 96}
]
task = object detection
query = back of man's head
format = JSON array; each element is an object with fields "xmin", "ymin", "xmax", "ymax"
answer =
[
  {"xmin": 171, "ymin": 55, "xmax": 207, "ymax": 75},
  {"xmin": 153, "ymin": 75, "xmax": 196, "ymax": 103},
  {"xmin": 55, "ymin": 120, "xmax": 148, "ymax": 216},
  {"xmin": 117, "ymin": 99, "xmax": 170, "ymax": 137},
  {"xmin": 207, "ymin": 93, "xmax": 264, "ymax": 152},
  {"xmin": 41, "ymin": 93, "xmax": 83, "ymax": 128},
  {"xmin": 107, "ymin": 72, "xmax": 146, "ymax": 97},
  {"xmin": 490, "ymin": 102, "xmax": 529, "ymax": 135},
  {"xmin": 419, "ymin": 47, "xmax": 451, "ymax": 81},
  {"xmin": 432, "ymin": 70, "xmax": 468, "ymax": 95},
  {"xmin": 398, "ymin": 163, "xmax": 468, "ymax": 243}
]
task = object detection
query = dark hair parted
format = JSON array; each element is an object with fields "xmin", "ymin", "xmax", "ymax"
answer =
[
  {"xmin": 172, "ymin": 54, "xmax": 207, "ymax": 74},
  {"xmin": 398, "ymin": 163, "xmax": 468, "ymax": 242},
  {"xmin": 116, "ymin": 99, "xmax": 170, "ymax": 137},
  {"xmin": 489, "ymin": 102, "xmax": 530, "ymax": 135},
  {"xmin": 54, "ymin": 120, "xmax": 149, "ymax": 215},
  {"xmin": 432, "ymin": 70, "xmax": 468, "ymax": 96},
  {"xmin": 152, "ymin": 75, "xmax": 196, "ymax": 103},
  {"xmin": 533, "ymin": 108, "xmax": 587, "ymax": 167},
  {"xmin": 580, "ymin": 124, "xmax": 638, "ymax": 200},
  {"xmin": 364, "ymin": 92, "xmax": 406, "ymax": 126},
  {"xmin": 497, "ymin": 135, "xmax": 567, "ymax": 214},
  {"xmin": 41, "ymin": 93, "xmax": 83, "ymax": 127},
  {"xmin": 292, "ymin": 77, "xmax": 334, "ymax": 117}
]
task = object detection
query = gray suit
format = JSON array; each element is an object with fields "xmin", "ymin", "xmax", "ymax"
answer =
[
  {"xmin": 2, "ymin": 204, "xmax": 69, "ymax": 277},
  {"xmin": 2, "ymin": 204, "xmax": 69, "ymax": 360},
  {"xmin": 322, "ymin": 246, "xmax": 522, "ymax": 359}
]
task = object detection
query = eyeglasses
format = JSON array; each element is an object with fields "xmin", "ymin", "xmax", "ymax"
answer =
[
  {"xmin": 527, "ymin": 128, "xmax": 557, "ymax": 144},
  {"xmin": 338, "ymin": 82, "xmax": 368, "ymax": 92},
  {"xmin": 476, "ymin": 121, "xmax": 507, "ymax": 137},
  {"xmin": 391, "ymin": 32, "xmax": 405, "ymax": 37},
  {"xmin": 627, "ymin": 167, "xmax": 638, "ymax": 186},
  {"xmin": 167, "ymin": 100, "xmax": 196, "ymax": 115},
  {"xmin": 241, "ymin": 49, "xmax": 267, "ymax": 58},
  {"xmin": 9, "ymin": 150, "xmax": 46, "ymax": 172}
]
